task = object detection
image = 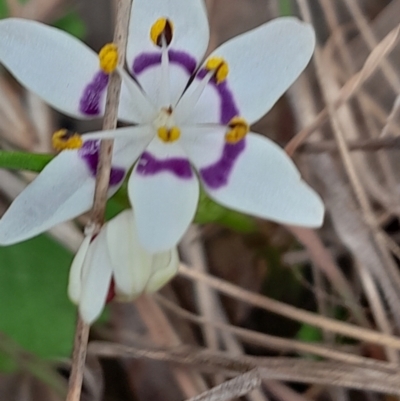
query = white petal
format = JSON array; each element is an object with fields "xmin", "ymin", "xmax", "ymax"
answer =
[
  {"xmin": 129, "ymin": 139, "xmax": 199, "ymax": 252},
  {"xmin": 183, "ymin": 17, "xmax": 315, "ymax": 125},
  {"xmin": 131, "ymin": 62, "xmax": 195, "ymax": 110},
  {"xmin": 105, "ymin": 209, "xmax": 153, "ymax": 296},
  {"xmin": 0, "ymin": 130, "xmax": 146, "ymax": 245},
  {"xmin": 79, "ymin": 229, "xmax": 113, "ymax": 324},
  {"xmin": 180, "ymin": 126, "xmax": 227, "ymax": 168},
  {"xmin": 201, "ymin": 133, "xmax": 324, "ymax": 227},
  {"xmin": 68, "ymin": 235, "xmax": 92, "ymax": 304},
  {"xmin": 0, "ymin": 151, "xmax": 96, "ymax": 245},
  {"xmin": 126, "ymin": 0, "xmax": 209, "ymax": 108},
  {"xmin": 0, "ymin": 18, "xmax": 101, "ymax": 119},
  {"xmin": 145, "ymin": 248, "xmax": 179, "ymax": 293},
  {"xmin": 0, "ymin": 19, "xmax": 154, "ymax": 124},
  {"xmin": 118, "ymin": 69, "xmax": 157, "ymax": 123},
  {"xmin": 127, "ymin": 0, "xmax": 209, "ymax": 70}
]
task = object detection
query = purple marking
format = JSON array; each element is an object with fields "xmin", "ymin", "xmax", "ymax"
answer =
[
  {"xmin": 200, "ymin": 139, "xmax": 246, "ymax": 189},
  {"xmin": 79, "ymin": 141, "xmax": 125, "ymax": 186},
  {"xmin": 132, "ymin": 49, "xmax": 197, "ymax": 76},
  {"xmin": 136, "ymin": 151, "xmax": 193, "ymax": 179},
  {"xmin": 196, "ymin": 68, "xmax": 239, "ymax": 124},
  {"xmin": 79, "ymin": 71, "xmax": 109, "ymax": 116}
]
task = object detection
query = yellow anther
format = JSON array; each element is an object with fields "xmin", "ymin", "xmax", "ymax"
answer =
[
  {"xmin": 150, "ymin": 18, "xmax": 174, "ymax": 47},
  {"xmin": 157, "ymin": 126, "xmax": 181, "ymax": 143},
  {"xmin": 99, "ymin": 43, "xmax": 118, "ymax": 74},
  {"xmin": 205, "ymin": 56, "xmax": 229, "ymax": 84},
  {"xmin": 225, "ymin": 117, "xmax": 249, "ymax": 143},
  {"xmin": 52, "ymin": 129, "xmax": 83, "ymax": 151}
]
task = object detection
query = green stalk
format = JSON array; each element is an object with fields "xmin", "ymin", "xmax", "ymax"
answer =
[{"xmin": 0, "ymin": 150, "xmax": 53, "ymax": 172}]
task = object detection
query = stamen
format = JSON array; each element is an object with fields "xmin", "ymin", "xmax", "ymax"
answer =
[
  {"xmin": 205, "ymin": 57, "xmax": 229, "ymax": 84},
  {"xmin": 99, "ymin": 43, "xmax": 119, "ymax": 74},
  {"xmin": 150, "ymin": 18, "xmax": 174, "ymax": 47},
  {"xmin": 52, "ymin": 129, "xmax": 83, "ymax": 151},
  {"xmin": 157, "ymin": 126, "xmax": 181, "ymax": 143},
  {"xmin": 225, "ymin": 117, "xmax": 249, "ymax": 143}
]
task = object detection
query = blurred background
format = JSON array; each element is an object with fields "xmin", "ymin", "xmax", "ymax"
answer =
[{"xmin": 1, "ymin": 0, "xmax": 400, "ymax": 400}]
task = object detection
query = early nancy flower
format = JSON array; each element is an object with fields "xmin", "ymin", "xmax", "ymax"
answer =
[
  {"xmin": 69, "ymin": 209, "xmax": 179, "ymax": 323},
  {"xmin": 0, "ymin": 0, "xmax": 324, "ymax": 252}
]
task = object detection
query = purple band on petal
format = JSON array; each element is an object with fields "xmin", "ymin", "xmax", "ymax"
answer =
[
  {"xmin": 132, "ymin": 50, "xmax": 197, "ymax": 76},
  {"xmin": 200, "ymin": 139, "xmax": 245, "ymax": 189},
  {"xmin": 136, "ymin": 151, "xmax": 193, "ymax": 179},
  {"xmin": 79, "ymin": 141, "xmax": 125, "ymax": 186},
  {"xmin": 196, "ymin": 68, "xmax": 239, "ymax": 124},
  {"xmin": 79, "ymin": 71, "xmax": 109, "ymax": 116}
]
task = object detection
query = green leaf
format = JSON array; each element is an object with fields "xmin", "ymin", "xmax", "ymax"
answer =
[
  {"xmin": 279, "ymin": 0, "xmax": 293, "ymax": 16},
  {"xmin": 105, "ymin": 197, "xmax": 125, "ymax": 221},
  {"xmin": 194, "ymin": 189, "xmax": 256, "ymax": 233},
  {"xmin": 297, "ymin": 324, "xmax": 323, "ymax": 343},
  {"xmin": 53, "ymin": 11, "xmax": 86, "ymax": 39},
  {"xmin": 0, "ymin": 235, "xmax": 76, "ymax": 370},
  {"xmin": 0, "ymin": 0, "xmax": 9, "ymax": 19}
]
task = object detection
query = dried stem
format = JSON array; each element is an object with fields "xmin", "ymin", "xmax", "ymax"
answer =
[
  {"xmin": 65, "ymin": 318, "xmax": 90, "ymax": 401},
  {"xmin": 65, "ymin": 1, "xmax": 132, "ymax": 400}
]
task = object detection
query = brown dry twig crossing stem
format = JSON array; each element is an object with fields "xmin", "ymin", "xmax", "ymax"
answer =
[{"xmin": 65, "ymin": 1, "xmax": 132, "ymax": 400}]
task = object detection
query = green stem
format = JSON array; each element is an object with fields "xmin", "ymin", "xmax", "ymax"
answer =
[{"xmin": 0, "ymin": 150, "xmax": 53, "ymax": 172}]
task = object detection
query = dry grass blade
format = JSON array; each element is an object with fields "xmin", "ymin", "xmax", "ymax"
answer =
[
  {"xmin": 286, "ymin": 226, "xmax": 369, "ymax": 327},
  {"xmin": 178, "ymin": 264, "xmax": 400, "ymax": 350},
  {"xmin": 155, "ymin": 294, "xmax": 380, "ymax": 367},
  {"xmin": 184, "ymin": 370, "xmax": 261, "ymax": 401},
  {"xmin": 302, "ymin": 136, "xmax": 400, "ymax": 153},
  {"xmin": 135, "ymin": 295, "xmax": 208, "ymax": 398},
  {"xmin": 285, "ymin": 23, "xmax": 400, "ymax": 156},
  {"xmin": 89, "ymin": 342, "xmax": 400, "ymax": 395}
]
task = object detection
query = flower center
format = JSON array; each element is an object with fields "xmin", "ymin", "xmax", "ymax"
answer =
[
  {"xmin": 98, "ymin": 43, "xmax": 119, "ymax": 74},
  {"xmin": 225, "ymin": 117, "xmax": 249, "ymax": 143},
  {"xmin": 157, "ymin": 126, "xmax": 181, "ymax": 142},
  {"xmin": 153, "ymin": 107, "xmax": 181, "ymax": 143}
]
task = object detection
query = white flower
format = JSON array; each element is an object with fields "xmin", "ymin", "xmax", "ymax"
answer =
[
  {"xmin": 69, "ymin": 209, "xmax": 179, "ymax": 323},
  {"xmin": 0, "ymin": 0, "xmax": 324, "ymax": 252}
]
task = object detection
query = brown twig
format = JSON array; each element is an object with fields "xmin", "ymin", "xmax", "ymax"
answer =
[
  {"xmin": 66, "ymin": 318, "xmax": 90, "ymax": 401},
  {"xmin": 65, "ymin": 1, "xmax": 132, "ymax": 401}
]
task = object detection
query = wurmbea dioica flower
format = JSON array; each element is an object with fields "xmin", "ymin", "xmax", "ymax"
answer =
[
  {"xmin": 69, "ymin": 209, "xmax": 179, "ymax": 323},
  {"xmin": 0, "ymin": 0, "xmax": 324, "ymax": 252}
]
